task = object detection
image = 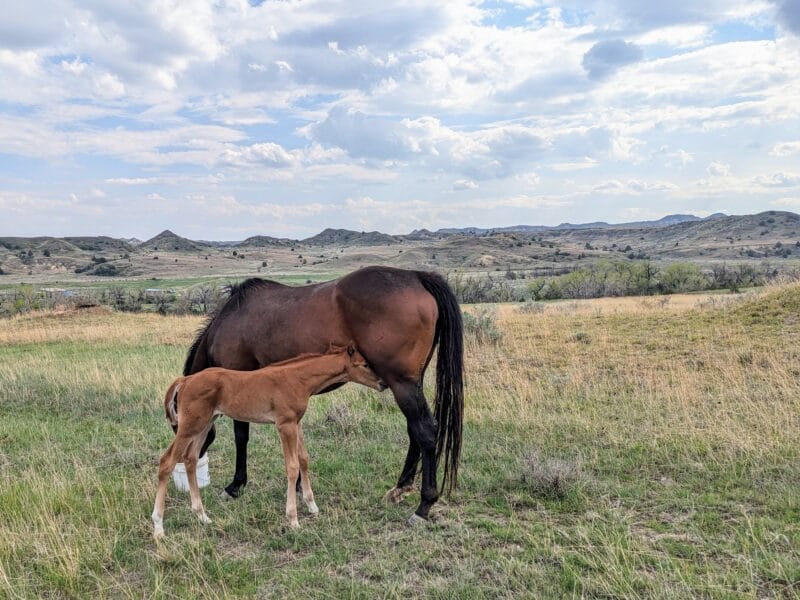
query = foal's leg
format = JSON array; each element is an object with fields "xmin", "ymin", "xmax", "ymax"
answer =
[
  {"xmin": 296, "ymin": 424, "xmax": 318, "ymax": 515},
  {"xmin": 185, "ymin": 435, "xmax": 212, "ymax": 525},
  {"xmin": 153, "ymin": 439, "xmax": 178, "ymax": 540},
  {"xmin": 276, "ymin": 420, "xmax": 301, "ymax": 528},
  {"xmin": 152, "ymin": 434, "xmax": 193, "ymax": 539}
]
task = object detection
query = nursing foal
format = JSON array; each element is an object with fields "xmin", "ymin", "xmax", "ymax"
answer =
[{"xmin": 152, "ymin": 344, "xmax": 383, "ymax": 539}]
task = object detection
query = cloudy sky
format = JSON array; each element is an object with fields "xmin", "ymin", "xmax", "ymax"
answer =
[{"xmin": 1, "ymin": 0, "xmax": 800, "ymax": 239}]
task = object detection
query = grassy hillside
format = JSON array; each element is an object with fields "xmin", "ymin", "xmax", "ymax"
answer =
[{"xmin": 1, "ymin": 284, "xmax": 799, "ymax": 597}]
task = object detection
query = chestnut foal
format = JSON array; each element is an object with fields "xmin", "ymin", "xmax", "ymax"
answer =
[{"xmin": 152, "ymin": 344, "xmax": 383, "ymax": 539}]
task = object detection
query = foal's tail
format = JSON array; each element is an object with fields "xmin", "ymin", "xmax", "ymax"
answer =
[
  {"xmin": 417, "ymin": 271, "xmax": 464, "ymax": 496},
  {"xmin": 163, "ymin": 379, "xmax": 182, "ymax": 433}
]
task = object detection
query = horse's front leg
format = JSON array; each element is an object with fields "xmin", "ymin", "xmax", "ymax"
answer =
[{"xmin": 223, "ymin": 420, "xmax": 250, "ymax": 499}]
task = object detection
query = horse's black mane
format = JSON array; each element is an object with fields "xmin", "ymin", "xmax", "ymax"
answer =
[
  {"xmin": 226, "ymin": 277, "xmax": 276, "ymax": 310},
  {"xmin": 183, "ymin": 278, "xmax": 279, "ymax": 375}
]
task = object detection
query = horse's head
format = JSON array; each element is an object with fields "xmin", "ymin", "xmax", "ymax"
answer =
[{"xmin": 339, "ymin": 342, "xmax": 386, "ymax": 391}]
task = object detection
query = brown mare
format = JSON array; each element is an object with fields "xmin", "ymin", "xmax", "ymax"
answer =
[
  {"xmin": 184, "ymin": 266, "xmax": 464, "ymax": 524},
  {"xmin": 153, "ymin": 344, "xmax": 384, "ymax": 538}
]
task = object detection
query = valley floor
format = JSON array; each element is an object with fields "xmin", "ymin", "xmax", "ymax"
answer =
[{"xmin": 0, "ymin": 285, "xmax": 799, "ymax": 598}]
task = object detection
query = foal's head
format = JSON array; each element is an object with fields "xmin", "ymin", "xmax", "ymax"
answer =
[{"xmin": 337, "ymin": 343, "xmax": 386, "ymax": 391}]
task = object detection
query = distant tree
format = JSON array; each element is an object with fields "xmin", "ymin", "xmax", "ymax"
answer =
[
  {"xmin": 658, "ymin": 262, "xmax": 708, "ymax": 294},
  {"xmin": 43, "ymin": 249, "xmax": 51, "ymax": 257}
]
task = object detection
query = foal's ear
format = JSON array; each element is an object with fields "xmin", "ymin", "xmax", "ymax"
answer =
[{"xmin": 346, "ymin": 342, "xmax": 356, "ymax": 356}]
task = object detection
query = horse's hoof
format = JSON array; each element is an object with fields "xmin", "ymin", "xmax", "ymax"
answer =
[
  {"xmin": 197, "ymin": 513, "xmax": 212, "ymax": 525},
  {"xmin": 407, "ymin": 513, "xmax": 428, "ymax": 527},
  {"xmin": 384, "ymin": 485, "xmax": 414, "ymax": 504},
  {"xmin": 288, "ymin": 519, "xmax": 300, "ymax": 529},
  {"xmin": 383, "ymin": 488, "xmax": 402, "ymax": 503},
  {"xmin": 223, "ymin": 484, "xmax": 244, "ymax": 500},
  {"xmin": 307, "ymin": 501, "xmax": 320, "ymax": 515},
  {"xmin": 220, "ymin": 488, "xmax": 239, "ymax": 501},
  {"xmin": 153, "ymin": 529, "xmax": 165, "ymax": 541}
]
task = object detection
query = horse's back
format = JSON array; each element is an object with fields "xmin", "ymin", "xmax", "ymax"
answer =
[
  {"xmin": 204, "ymin": 267, "xmax": 438, "ymax": 382},
  {"xmin": 206, "ymin": 279, "xmax": 343, "ymax": 369}
]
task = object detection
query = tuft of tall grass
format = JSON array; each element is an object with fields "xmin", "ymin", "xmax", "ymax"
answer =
[{"xmin": 521, "ymin": 449, "xmax": 585, "ymax": 499}]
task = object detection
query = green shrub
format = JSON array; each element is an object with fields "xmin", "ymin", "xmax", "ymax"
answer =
[
  {"xmin": 463, "ymin": 307, "xmax": 502, "ymax": 344},
  {"xmin": 658, "ymin": 262, "xmax": 708, "ymax": 293}
]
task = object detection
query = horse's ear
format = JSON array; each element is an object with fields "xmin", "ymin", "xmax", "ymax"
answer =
[{"xmin": 347, "ymin": 342, "xmax": 356, "ymax": 356}]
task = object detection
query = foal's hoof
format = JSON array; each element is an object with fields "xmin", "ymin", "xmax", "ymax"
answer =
[
  {"xmin": 406, "ymin": 513, "xmax": 429, "ymax": 527},
  {"xmin": 383, "ymin": 485, "xmax": 415, "ymax": 504},
  {"xmin": 197, "ymin": 512, "xmax": 212, "ymax": 525}
]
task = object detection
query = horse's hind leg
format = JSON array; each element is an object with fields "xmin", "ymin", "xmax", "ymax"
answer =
[
  {"xmin": 384, "ymin": 433, "xmax": 419, "ymax": 503},
  {"xmin": 276, "ymin": 420, "xmax": 301, "ymax": 528},
  {"xmin": 296, "ymin": 424, "xmax": 318, "ymax": 515},
  {"xmin": 390, "ymin": 380, "xmax": 438, "ymax": 524}
]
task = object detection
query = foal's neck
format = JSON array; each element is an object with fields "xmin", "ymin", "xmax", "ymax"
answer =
[{"xmin": 279, "ymin": 353, "xmax": 348, "ymax": 395}]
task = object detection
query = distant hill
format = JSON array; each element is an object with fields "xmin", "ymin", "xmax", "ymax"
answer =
[
  {"xmin": 0, "ymin": 236, "xmax": 131, "ymax": 253},
  {"xmin": 239, "ymin": 235, "xmax": 296, "ymax": 248},
  {"xmin": 2, "ymin": 210, "xmax": 799, "ymax": 282},
  {"xmin": 303, "ymin": 228, "xmax": 399, "ymax": 246},
  {"xmin": 63, "ymin": 236, "xmax": 132, "ymax": 252},
  {"xmin": 436, "ymin": 214, "xmax": 713, "ymax": 236},
  {"xmin": 139, "ymin": 230, "xmax": 205, "ymax": 251},
  {"xmin": 405, "ymin": 228, "xmax": 440, "ymax": 239}
]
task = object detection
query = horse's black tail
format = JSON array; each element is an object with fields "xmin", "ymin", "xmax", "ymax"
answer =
[{"xmin": 417, "ymin": 271, "xmax": 464, "ymax": 496}]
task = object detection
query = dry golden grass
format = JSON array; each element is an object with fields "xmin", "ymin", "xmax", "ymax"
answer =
[
  {"xmin": 467, "ymin": 290, "xmax": 799, "ymax": 457},
  {"xmin": 490, "ymin": 290, "xmax": 747, "ymax": 319},
  {"xmin": 0, "ymin": 306, "xmax": 199, "ymax": 346}
]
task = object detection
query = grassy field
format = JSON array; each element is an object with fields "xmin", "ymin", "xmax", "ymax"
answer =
[
  {"xmin": 1, "ymin": 285, "xmax": 799, "ymax": 598},
  {"xmin": 0, "ymin": 272, "xmax": 343, "ymax": 293}
]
